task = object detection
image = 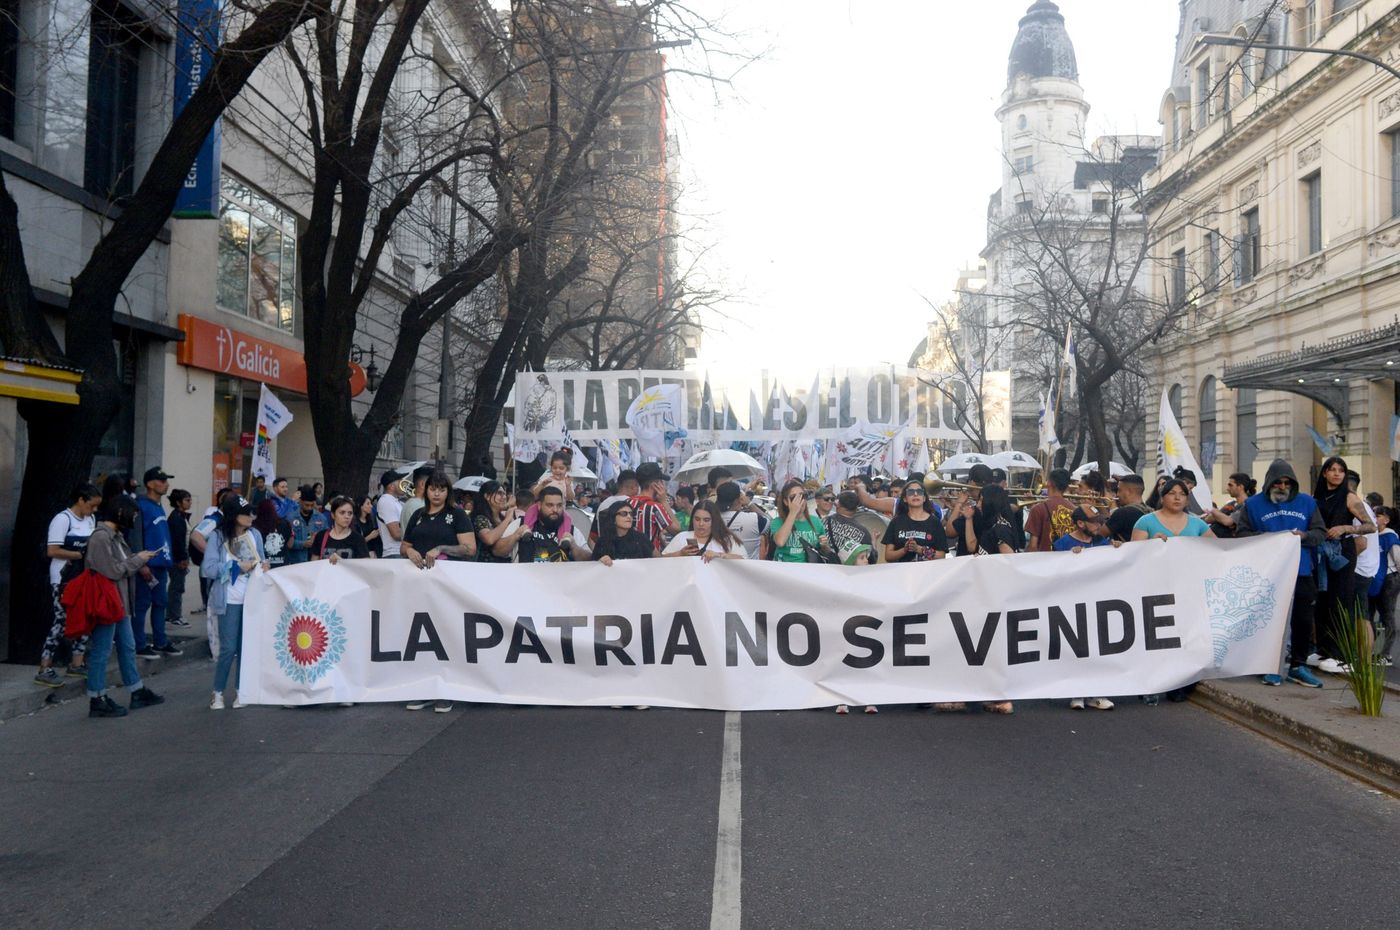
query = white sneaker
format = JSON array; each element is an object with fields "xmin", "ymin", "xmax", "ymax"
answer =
[
  {"xmin": 210, "ymin": 692, "xmax": 225, "ymax": 710},
  {"xmin": 1305, "ymin": 652, "xmax": 1323, "ymax": 667},
  {"xmin": 405, "ymin": 700, "xmax": 432, "ymax": 711},
  {"xmin": 863, "ymin": 705, "xmax": 878, "ymax": 714},
  {"xmin": 1086, "ymin": 697, "xmax": 1115, "ymax": 710},
  {"xmin": 1069, "ymin": 698, "xmax": 1085, "ymax": 710},
  {"xmin": 433, "ymin": 701, "xmax": 453, "ymax": 713},
  {"xmin": 1318, "ymin": 657, "xmax": 1349, "ymax": 675},
  {"xmin": 231, "ymin": 697, "xmax": 246, "ymax": 709},
  {"xmin": 835, "ymin": 704, "xmax": 850, "ymax": 715}
]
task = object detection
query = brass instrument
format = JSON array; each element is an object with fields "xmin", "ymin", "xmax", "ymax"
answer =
[{"xmin": 398, "ymin": 474, "xmax": 415, "ymax": 497}]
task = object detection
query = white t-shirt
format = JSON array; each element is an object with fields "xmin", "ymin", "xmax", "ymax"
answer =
[
  {"xmin": 376, "ymin": 495, "xmax": 404, "ymax": 557},
  {"xmin": 47, "ymin": 508, "xmax": 95, "ymax": 585},
  {"xmin": 721, "ymin": 510, "xmax": 767, "ymax": 560},
  {"xmin": 662, "ymin": 532, "xmax": 744, "ymax": 558},
  {"xmin": 1355, "ymin": 500, "xmax": 1380, "ymax": 579},
  {"xmin": 226, "ymin": 533, "xmax": 261, "ymax": 606}
]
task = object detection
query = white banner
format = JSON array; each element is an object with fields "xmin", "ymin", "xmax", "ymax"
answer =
[
  {"xmin": 512, "ymin": 367, "xmax": 1011, "ymax": 443},
  {"xmin": 239, "ymin": 535, "xmax": 1298, "ymax": 709}
]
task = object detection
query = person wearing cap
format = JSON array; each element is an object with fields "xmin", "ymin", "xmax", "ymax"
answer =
[
  {"xmin": 376, "ymin": 470, "xmax": 406, "ymax": 558},
  {"xmin": 201, "ymin": 497, "xmax": 268, "ymax": 709},
  {"xmin": 825, "ymin": 490, "xmax": 874, "ymax": 558},
  {"xmin": 132, "ymin": 467, "xmax": 180, "ymax": 660},
  {"xmin": 284, "ymin": 484, "xmax": 330, "ymax": 566},
  {"xmin": 630, "ymin": 462, "xmax": 678, "ymax": 552}
]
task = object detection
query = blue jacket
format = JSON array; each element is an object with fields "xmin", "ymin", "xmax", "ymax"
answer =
[
  {"xmin": 136, "ymin": 496, "xmax": 173, "ymax": 568},
  {"xmin": 284, "ymin": 510, "xmax": 329, "ymax": 564},
  {"xmin": 1236, "ymin": 459, "xmax": 1325, "ymax": 577}
]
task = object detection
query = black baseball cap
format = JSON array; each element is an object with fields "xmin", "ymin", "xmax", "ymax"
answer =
[
  {"xmin": 636, "ymin": 462, "xmax": 670, "ymax": 484},
  {"xmin": 143, "ymin": 466, "xmax": 173, "ymax": 483}
]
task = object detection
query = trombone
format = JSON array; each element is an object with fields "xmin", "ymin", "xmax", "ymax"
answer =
[{"xmin": 923, "ymin": 477, "xmax": 1113, "ymax": 509}]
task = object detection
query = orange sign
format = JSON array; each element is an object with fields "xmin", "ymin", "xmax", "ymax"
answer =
[{"xmin": 177, "ymin": 314, "xmax": 366, "ymax": 396}]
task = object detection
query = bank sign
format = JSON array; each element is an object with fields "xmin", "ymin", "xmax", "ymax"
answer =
[{"xmin": 177, "ymin": 314, "xmax": 366, "ymax": 396}]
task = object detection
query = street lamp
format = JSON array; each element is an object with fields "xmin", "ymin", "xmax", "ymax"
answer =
[
  {"xmin": 349, "ymin": 345, "xmax": 382, "ymax": 392},
  {"xmin": 1200, "ymin": 34, "xmax": 1400, "ymax": 82}
]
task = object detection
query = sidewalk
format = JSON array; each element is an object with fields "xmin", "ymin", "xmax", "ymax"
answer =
[
  {"xmin": 0, "ymin": 612, "xmax": 213, "ymax": 722},
  {"xmin": 1194, "ymin": 670, "xmax": 1400, "ymax": 797}
]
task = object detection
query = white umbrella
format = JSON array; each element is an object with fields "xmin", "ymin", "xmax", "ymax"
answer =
[
  {"xmin": 1071, "ymin": 460, "xmax": 1134, "ymax": 479},
  {"xmin": 935, "ymin": 452, "xmax": 991, "ymax": 475},
  {"xmin": 674, "ymin": 448, "xmax": 765, "ymax": 485},
  {"xmin": 987, "ymin": 450, "xmax": 1042, "ymax": 471},
  {"xmin": 453, "ymin": 475, "xmax": 489, "ymax": 493},
  {"xmin": 569, "ymin": 461, "xmax": 598, "ymax": 483}
]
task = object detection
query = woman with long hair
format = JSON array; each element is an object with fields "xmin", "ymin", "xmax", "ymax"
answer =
[
  {"xmin": 356, "ymin": 495, "xmax": 382, "ymax": 558},
  {"xmin": 973, "ymin": 485, "xmax": 1023, "ymax": 555},
  {"xmin": 592, "ymin": 500, "xmax": 656, "ymax": 565},
  {"xmin": 471, "ymin": 481, "xmax": 527, "ymax": 563},
  {"xmin": 770, "ymin": 479, "xmax": 832, "ymax": 562},
  {"xmin": 203, "ymin": 498, "xmax": 267, "ymax": 710},
  {"xmin": 1312, "ymin": 456, "xmax": 1377, "ymax": 670},
  {"xmin": 883, "ymin": 480, "xmax": 947, "ymax": 563},
  {"xmin": 1131, "ymin": 479, "xmax": 1211, "ymax": 541},
  {"xmin": 401, "ymin": 470, "xmax": 476, "ymax": 568},
  {"xmin": 663, "ymin": 501, "xmax": 746, "ymax": 560},
  {"xmin": 312, "ymin": 496, "xmax": 371, "ymax": 562}
]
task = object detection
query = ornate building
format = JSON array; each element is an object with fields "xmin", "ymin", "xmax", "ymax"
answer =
[{"xmin": 1142, "ymin": 0, "xmax": 1400, "ymax": 495}]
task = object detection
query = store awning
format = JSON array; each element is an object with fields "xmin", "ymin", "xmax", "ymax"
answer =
[
  {"xmin": 0, "ymin": 356, "xmax": 83, "ymax": 405},
  {"xmin": 1221, "ymin": 322, "xmax": 1400, "ymax": 427}
]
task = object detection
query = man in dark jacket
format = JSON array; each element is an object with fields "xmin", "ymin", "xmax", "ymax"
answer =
[
  {"xmin": 1233, "ymin": 459, "xmax": 1327, "ymax": 688},
  {"xmin": 166, "ymin": 490, "xmax": 192, "ymax": 628}
]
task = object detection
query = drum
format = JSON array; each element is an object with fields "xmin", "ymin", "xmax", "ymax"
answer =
[{"xmin": 851, "ymin": 509, "xmax": 891, "ymax": 563}]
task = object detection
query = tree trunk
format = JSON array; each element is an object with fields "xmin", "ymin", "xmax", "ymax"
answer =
[{"xmin": 1081, "ymin": 381, "xmax": 1115, "ymax": 481}]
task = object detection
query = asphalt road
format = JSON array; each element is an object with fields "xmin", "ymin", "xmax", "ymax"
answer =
[{"xmin": 3, "ymin": 661, "xmax": 1398, "ymax": 930}]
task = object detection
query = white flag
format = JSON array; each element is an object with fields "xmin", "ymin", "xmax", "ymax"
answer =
[
  {"xmin": 1062, "ymin": 325, "xmax": 1077, "ymax": 401},
  {"xmin": 1158, "ymin": 389, "xmax": 1213, "ymax": 511},
  {"xmin": 252, "ymin": 384, "xmax": 293, "ymax": 481},
  {"xmin": 626, "ymin": 384, "xmax": 685, "ymax": 462},
  {"xmin": 1037, "ymin": 391, "xmax": 1060, "ymax": 454}
]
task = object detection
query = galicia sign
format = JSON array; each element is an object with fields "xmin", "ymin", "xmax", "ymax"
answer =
[{"xmin": 177, "ymin": 314, "xmax": 366, "ymax": 396}]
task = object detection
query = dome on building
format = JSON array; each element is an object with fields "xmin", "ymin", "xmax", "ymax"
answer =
[{"xmin": 1007, "ymin": 1, "xmax": 1079, "ymax": 84}]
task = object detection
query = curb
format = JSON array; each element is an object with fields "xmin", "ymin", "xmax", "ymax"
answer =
[
  {"xmin": 1193, "ymin": 681, "xmax": 1400, "ymax": 799},
  {"xmin": 1, "ymin": 633, "xmax": 212, "ymax": 722}
]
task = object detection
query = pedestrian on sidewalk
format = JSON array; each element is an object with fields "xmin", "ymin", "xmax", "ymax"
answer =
[
  {"xmin": 1234, "ymin": 459, "xmax": 1327, "ymax": 688},
  {"xmin": 34, "ymin": 483, "xmax": 102, "ymax": 688},
  {"xmin": 83, "ymin": 496, "xmax": 165, "ymax": 718},
  {"xmin": 166, "ymin": 489, "xmax": 192, "ymax": 629},
  {"xmin": 1313, "ymin": 457, "xmax": 1377, "ymax": 669},
  {"xmin": 132, "ymin": 467, "xmax": 181, "ymax": 660},
  {"xmin": 1371, "ymin": 506, "xmax": 1399, "ymax": 666}
]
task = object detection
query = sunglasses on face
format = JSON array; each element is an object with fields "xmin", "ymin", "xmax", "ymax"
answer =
[
  {"xmin": 615, "ymin": 510, "xmax": 634, "ymax": 517},
  {"xmin": 904, "ymin": 490, "xmax": 925, "ymax": 498},
  {"xmin": 820, "ymin": 496, "xmax": 835, "ymax": 502}
]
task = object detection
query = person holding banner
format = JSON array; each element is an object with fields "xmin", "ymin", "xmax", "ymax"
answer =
[
  {"xmin": 1130, "ymin": 480, "xmax": 1210, "ymax": 542},
  {"xmin": 663, "ymin": 501, "xmax": 746, "ymax": 561},
  {"xmin": 401, "ymin": 472, "xmax": 476, "ymax": 568},
  {"xmin": 311, "ymin": 497, "xmax": 371, "ymax": 563},
  {"xmin": 518, "ymin": 487, "xmax": 585, "ymax": 563},
  {"xmin": 204, "ymin": 499, "xmax": 268, "ymax": 710},
  {"xmin": 882, "ymin": 482, "xmax": 947, "ymax": 563},
  {"xmin": 771, "ymin": 479, "xmax": 833, "ymax": 563},
  {"xmin": 592, "ymin": 501, "xmax": 656, "ymax": 565}
]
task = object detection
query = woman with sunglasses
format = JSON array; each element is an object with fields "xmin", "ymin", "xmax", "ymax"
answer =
[
  {"xmin": 769, "ymin": 479, "xmax": 832, "ymax": 562},
  {"xmin": 663, "ymin": 501, "xmax": 746, "ymax": 561},
  {"xmin": 470, "ymin": 481, "xmax": 527, "ymax": 563},
  {"xmin": 592, "ymin": 500, "xmax": 656, "ymax": 565},
  {"xmin": 882, "ymin": 480, "xmax": 948, "ymax": 563}
]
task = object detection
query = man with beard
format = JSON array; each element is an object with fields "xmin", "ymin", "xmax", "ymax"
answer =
[
  {"xmin": 1233, "ymin": 459, "xmax": 1327, "ymax": 687},
  {"xmin": 518, "ymin": 487, "xmax": 587, "ymax": 562}
]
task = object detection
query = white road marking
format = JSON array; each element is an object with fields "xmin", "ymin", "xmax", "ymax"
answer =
[{"xmin": 709, "ymin": 711, "xmax": 743, "ymax": 930}]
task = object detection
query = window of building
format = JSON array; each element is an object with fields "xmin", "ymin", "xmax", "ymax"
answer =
[
  {"xmin": 1171, "ymin": 248, "xmax": 1188, "ymax": 308},
  {"xmin": 1092, "ymin": 194, "xmax": 1109, "ymax": 214},
  {"xmin": 1238, "ymin": 208, "xmax": 1261, "ymax": 284},
  {"xmin": 0, "ymin": 0, "xmax": 17, "ymax": 140},
  {"xmin": 1304, "ymin": 171, "xmax": 1322, "ymax": 255},
  {"xmin": 1168, "ymin": 383, "xmax": 1183, "ymax": 421},
  {"xmin": 1016, "ymin": 114, "xmax": 1027, "ymax": 131},
  {"xmin": 1199, "ymin": 376, "xmax": 1218, "ymax": 475},
  {"xmin": 1240, "ymin": 46, "xmax": 1255, "ymax": 97},
  {"xmin": 217, "ymin": 175, "xmax": 300, "ymax": 334},
  {"xmin": 84, "ymin": 0, "xmax": 143, "ymax": 198},
  {"xmin": 1205, "ymin": 229, "xmax": 1220, "ymax": 291},
  {"xmin": 1016, "ymin": 197, "xmax": 1032, "ymax": 216},
  {"xmin": 1235, "ymin": 387, "xmax": 1257, "ymax": 475},
  {"xmin": 1389, "ymin": 129, "xmax": 1400, "ymax": 219},
  {"xmin": 1302, "ymin": 0, "xmax": 1319, "ymax": 44},
  {"xmin": 1196, "ymin": 61, "xmax": 1211, "ymax": 129},
  {"xmin": 1013, "ymin": 147, "xmax": 1033, "ymax": 174}
]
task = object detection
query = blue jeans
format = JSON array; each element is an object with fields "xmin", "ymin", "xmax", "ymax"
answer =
[
  {"xmin": 132, "ymin": 566, "xmax": 169, "ymax": 650},
  {"xmin": 86, "ymin": 616, "xmax": 143, "ymax": 698},
  {"xmin": 214, "ymin": 604, "xmax": 244, "ymax": 693}
]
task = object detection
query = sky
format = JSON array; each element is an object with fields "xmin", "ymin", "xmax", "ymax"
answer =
[{"xmin": 666, "ymin": 0, "xmax": 1183, "ymax": 373}]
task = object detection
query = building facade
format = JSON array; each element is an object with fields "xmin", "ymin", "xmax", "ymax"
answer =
[
  {"xmin": 1142, "ymin": 0, "xmax": 1400, "ymax": 496},
  {"xmin": 980, "ymin": 1, "xmax": 1160, "ymax": 455}
]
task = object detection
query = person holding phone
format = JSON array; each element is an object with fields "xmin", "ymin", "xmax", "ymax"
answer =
[
  {"xmin": 883, "ymin": 481, "xmax": 948, "ymax": 563},
  {"xmin": 471, "ymin": 481, "xmax": 527, "ymax": 563},
  {"xmin": 769, "ymin": 479, "xmax": 831, "ymax": 563},
  {"xmin": 663, "ymin": 501, "xmax": 746, "ymax": 561}
]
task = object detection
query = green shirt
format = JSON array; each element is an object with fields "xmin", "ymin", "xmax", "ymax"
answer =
[{"xmin": 768, "ymin": 513, "xmax": 824, "ymax": 562}]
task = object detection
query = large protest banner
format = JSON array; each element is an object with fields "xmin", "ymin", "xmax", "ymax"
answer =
[
  {"xmin": 238, "ymin": 535, "xmax": 1297, "ymax": 709},
  {"xmin": 512, "ymin": 367, "xmax": 1011, "ymax": 443}
]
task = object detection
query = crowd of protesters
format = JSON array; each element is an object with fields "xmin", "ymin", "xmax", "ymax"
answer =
[{"xmin": 35, "ymin": 448, "xmax": 1397, "ymax": 719}]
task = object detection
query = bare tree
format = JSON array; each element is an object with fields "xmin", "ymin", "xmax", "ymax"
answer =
[
  {"xmin": 916, "ymin": 294, "xmax": 1014, "ymax": 454},
  {"xmin": 0, "ymin": 0, "xmax": 326, "ymax": 659}
]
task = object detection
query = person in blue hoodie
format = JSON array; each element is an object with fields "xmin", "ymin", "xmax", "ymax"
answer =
[{"xmin": 1233, "ymin": 459, "xmax": 1327, "ymax": 687}]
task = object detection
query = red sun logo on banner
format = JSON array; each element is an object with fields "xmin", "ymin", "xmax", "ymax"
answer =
[{"xmin": 286, "ymin": 615, "xmax": 330, "ymax": 667}]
